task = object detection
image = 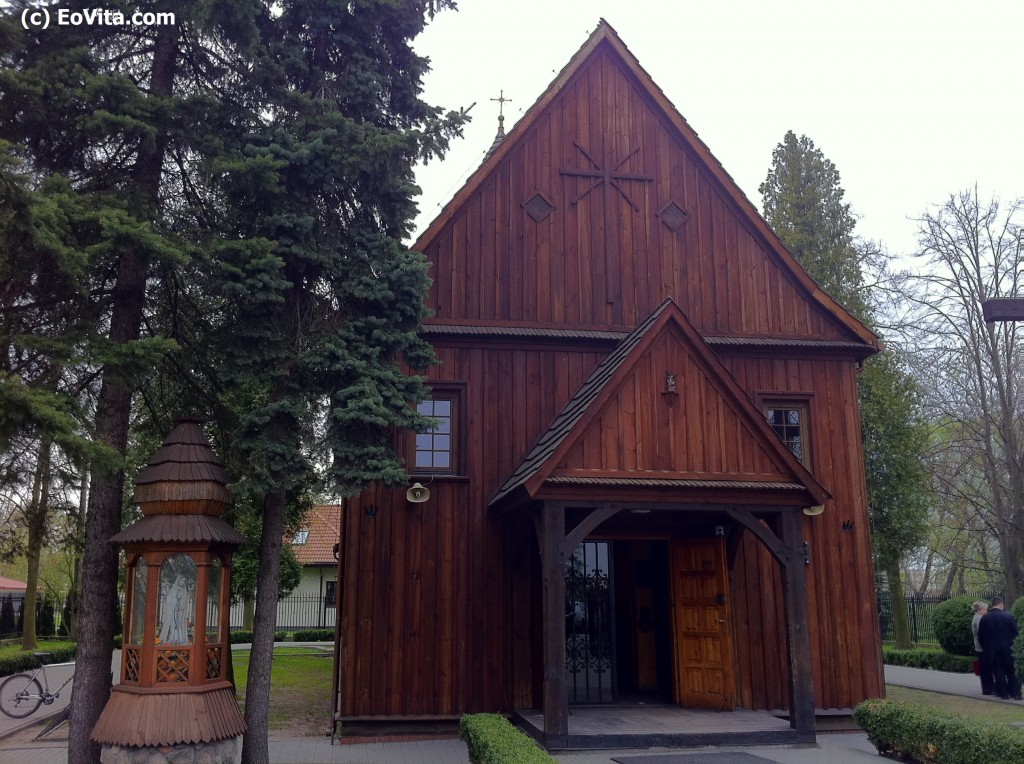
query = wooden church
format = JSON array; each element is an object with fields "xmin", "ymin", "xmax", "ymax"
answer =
[{"xmin": 333, "ymin": 20, "xmax": 884, "ymax": 749}]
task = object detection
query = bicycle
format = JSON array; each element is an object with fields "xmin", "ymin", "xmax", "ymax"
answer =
[{"xmin": 0, "ymin": 652, "xmax": 75, "ymax": 719}]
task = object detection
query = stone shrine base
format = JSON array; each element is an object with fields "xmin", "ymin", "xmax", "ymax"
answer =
[{"xmin": 100, "ymin": 738, "xmax": 237, "ymax": 764}]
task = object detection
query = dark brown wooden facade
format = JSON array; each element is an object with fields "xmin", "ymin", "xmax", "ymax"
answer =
[{"xmin": 334, "ymin": 21, "xmax": 884, "ymax": 747}]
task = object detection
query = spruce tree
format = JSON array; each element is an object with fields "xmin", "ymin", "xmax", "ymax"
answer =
[{"xmin": 201, "ymin": 3, "xmax": 466, "ymax": 758}]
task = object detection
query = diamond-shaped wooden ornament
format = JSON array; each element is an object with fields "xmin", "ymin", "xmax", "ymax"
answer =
[
  {"xmin": 658, "ymin": 201, "xmax": 690, "ymax": 232},
  {"xmin": 522, "ymin": 193, "xmax": 555, "ymax": 223}
]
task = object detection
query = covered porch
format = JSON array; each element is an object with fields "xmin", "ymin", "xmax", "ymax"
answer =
[{"xmin": 517, "ymin": 498, "xmax": 820, "ymax": 750}]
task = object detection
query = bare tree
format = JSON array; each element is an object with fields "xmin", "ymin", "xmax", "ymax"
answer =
[{"xmin": 905, "ymin": 189, "xmax": 1024, "ymax": 601}]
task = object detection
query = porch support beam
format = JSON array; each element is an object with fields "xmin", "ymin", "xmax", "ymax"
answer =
[
  {"xmin": 779, "ymin": 510, "xmax": 815, "ymax": 740},
  {"xmin": 723, "ymin": 506, "xmax": 785, "ymax": 562},
  {"xmin": 561, "ymin": 503, "xmax": 620, "ymax": 557},
  {"xmin": 540, "ymin": 501, "xmax": 569, "ymax": 741}
]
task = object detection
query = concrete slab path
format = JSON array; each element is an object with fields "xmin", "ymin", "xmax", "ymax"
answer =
[{"xmin": 0, "ymin": 659, "xmax": 1007, "ymax": 763}]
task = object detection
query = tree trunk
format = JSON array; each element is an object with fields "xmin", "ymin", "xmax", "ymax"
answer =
[
  {"xmin": 66, "ymin": 376, "xmax": 136, "ymax": 763},
  {"xmin": 886, "ymin": 560, "xmax": 913, "ymax": 649},
  {"xmin": 939, "ymin": 561, "xmax": 959, "ymax": 599},
  {"xmin": 67, "ymin": 469, "xmax": 87, "ymax": 642},
  {"xmin": 241, "ymin": 486, "xmax": 287, "ymax": 764},
  {"xmin": 917, "ymin": 550, "xmax": 934, "ymax": 596},
  {"xmin": 243, "ymin": 594, "xmax": 255, "ymax": 630},
  {"xmin": 21, "ymin": 438, "xmax": 51, "ymax": 650}
]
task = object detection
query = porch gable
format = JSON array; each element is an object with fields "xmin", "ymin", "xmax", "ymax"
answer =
[{"xmin": 490, "ymin": 298, "xmax": 830, "ymax": 510}]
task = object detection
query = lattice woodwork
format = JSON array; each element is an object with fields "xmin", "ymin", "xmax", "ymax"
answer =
[
  {"xmin": 206, "ymin": 647, "xmax": 222, "ymax": 680},
  {"xmin": 124, "ymin": 647, "xmax": 141, "ymax": 683},
  {"xmin": 156, "ymin": 649, "xmax": 190, "ymax": 683}
]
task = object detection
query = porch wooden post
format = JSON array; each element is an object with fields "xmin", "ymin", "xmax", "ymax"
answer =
[
  {"xmin": 779, "ymin": 510, "xmax": 816, "ymax": 740},
  {"xmin": 540, "ymin": 501, "xmax": 568, "ymax": 741}
]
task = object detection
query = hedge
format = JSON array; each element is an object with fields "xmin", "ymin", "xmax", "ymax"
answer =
[
  {"xmin": 854, "ymin": 698, "xmax": 1024, "ymax": 764},
  {"xmin": 230, "ymin": 630, "xmax": 286, "ymax": 644},
  {"xmin": 459, "ymin": 713, "xmax": 556, "ymax": 764},
  {"xmin": 0, "ymin": 645, "xmax": 77, "ymax": 678},
  {"xmin": 112, "ymin": 631, "xmax": 289, "ymax": 647},
  {"xmin": 291, "ymin": 628, "xmax": 334, "ymax": 642},
  {"xmin": 883, "ymin": 646, "xmax": 975, "ymax": 673}
]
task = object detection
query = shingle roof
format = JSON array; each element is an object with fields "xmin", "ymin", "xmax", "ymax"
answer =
[
  {"xmin": 544, "ymin": 476, "xmax": 806, "ymax": 491},
  {"xmin": 421, "ymin": 324, "xmax": 876, "ymax": 356},
  {"xmin": 110, "ymin": 514, "xmax": 246, "ymax": 547},
  {"xmin": 291, "ymin": 505, "xmax": 342, "ymax": 566},
  {"xmin": 134, "ymin": 418, "xmax": 231, "ymax": 487}
]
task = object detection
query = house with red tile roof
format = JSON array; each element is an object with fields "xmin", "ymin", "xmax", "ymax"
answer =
[
  {"xmin": 0, "ymin": 576, "xmax": 26, "ymax": 595},
  {"xmin": 289, "ymin": 504, "xmax": 342, "ymax": 616}
]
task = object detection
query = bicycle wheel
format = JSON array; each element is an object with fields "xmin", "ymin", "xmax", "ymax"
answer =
[{"xmin": 0, "ymin": 673, "xmax": 43, "ymax": 718}]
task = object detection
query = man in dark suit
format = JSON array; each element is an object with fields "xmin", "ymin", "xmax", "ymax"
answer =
[{"xmin": 978, "ymin": 595, "xmax": 1022, "ymax": 700}]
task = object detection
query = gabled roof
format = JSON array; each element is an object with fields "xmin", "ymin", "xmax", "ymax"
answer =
[
  {"xmin": 291, "ymin": 504, "xmax": 342, "ymax": 566},
  {"xmin": 414, "ymin": 19, "xmax": 878, "ymax": 350},
  {"xmin": 0, "ymin": 576, "xmax": 26, "ymax": 590},
  {"xmin": 490, "ymin": 298, "xmax": 831, "ymax": 510}
]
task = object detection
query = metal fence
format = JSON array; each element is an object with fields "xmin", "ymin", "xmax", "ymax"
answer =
[
  {"xmin": 877, "ymin": 590, "xmax": 998, "ymax": 644},
  {"xmin": 0, "ymin": 590, "xmax": 336, "ymax": 640},
  {"xmin": 229, "ymin": 593, "xmax": 336, "ymax": 632}
]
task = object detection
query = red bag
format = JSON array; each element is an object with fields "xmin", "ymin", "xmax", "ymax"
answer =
[{"xmin": 973, "ymin": 659, "xmax": 981, "ymax": 676}]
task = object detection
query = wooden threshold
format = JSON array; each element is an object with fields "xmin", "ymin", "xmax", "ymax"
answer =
[{"xmin": 513, "ymin": 705, "xmax": 815, "ymax": 751}]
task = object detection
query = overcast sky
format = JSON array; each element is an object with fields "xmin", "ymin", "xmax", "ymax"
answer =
[{"xmin": 410, "ymin": 0, "xmax": 1024, "ymax": 259}]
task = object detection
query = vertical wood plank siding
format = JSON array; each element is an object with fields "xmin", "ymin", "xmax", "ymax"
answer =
[
  {"xmin": 339, "ymin": 347, "xmax": 883, "ymax": 715},
  {"xmin": 422, "ymin": 51, "xmax": 853, "ymax": 340}
]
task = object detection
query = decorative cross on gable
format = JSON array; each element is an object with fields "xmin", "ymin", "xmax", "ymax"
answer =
[
  {"xmin": 559, "ymin": 142, "xmax": 653, "ymax": 314},
  {"xmin": 559, "ymin": 142, "xmax": 653, "ymax": 212}
]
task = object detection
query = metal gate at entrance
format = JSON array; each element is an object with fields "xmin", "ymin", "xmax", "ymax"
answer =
[{"xmin": 565, "ymin": 541, "xmax": 615, "ymax": 703}]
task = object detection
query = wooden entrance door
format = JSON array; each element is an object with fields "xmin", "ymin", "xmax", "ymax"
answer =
[{"xmin": 669, "ymin": 537, "xmax": 734, "ymax": 709}]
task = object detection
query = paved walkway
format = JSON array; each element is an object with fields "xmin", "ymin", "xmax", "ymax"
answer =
[{"xmin": 0, "ymin": 662, "xmax": 1007, "ymax": 763}]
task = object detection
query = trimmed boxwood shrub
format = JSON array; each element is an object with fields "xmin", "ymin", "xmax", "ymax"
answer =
[
  {"xmin": 1014, "ymin": 631, "xmax": 1024, "ymax": 683},
  {"xmin": 854, "ymin": 697, "xmax": 1024, "ymax": 763},
  {"xmin": 0, "ymin": 645, "xmax": 76, "ymax": 678},
  {"xmin": 883, "ymin": 646, "xmax": 975, "ymax": 673},
  {"xmin": 932, "ymin": 595, "xmax": 977, "ymax": 656},
  {"xmin": 459, "ymin": 713, "xmax": 555, "ymax": 764},
  {"xmin": 292, "ymin": 628, "xmax": 334, "ymax": 642},
  {"xmin": 1011, "ymin": 597, "xmax": 1024, "ymax": 623}
]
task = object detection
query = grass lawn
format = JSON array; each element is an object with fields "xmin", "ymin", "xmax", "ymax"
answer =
[
  {"xmin": 0, "ymin": 640, "xmax": 75, "ymax": 662},
  {"xmin": 231, "ymin": 647, "xmax": 334, "ymax": 736},
  {"xmin": 886, "ymin": 685, "xmax": 1024, "ymax": 725}
]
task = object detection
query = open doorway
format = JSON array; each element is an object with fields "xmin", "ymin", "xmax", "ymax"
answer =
[
  {"xmin": 564, "ymin": 540, "xmax": 675, "ymax": 705},
  {"xmin": 612, "ymin": 541, "xmax": 673, "ymax": 703}
]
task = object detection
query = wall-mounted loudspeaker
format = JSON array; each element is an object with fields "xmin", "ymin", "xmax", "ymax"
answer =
[{"xmin": 406, "ymin": 482, "xmax": 430, "ymax": 503}]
